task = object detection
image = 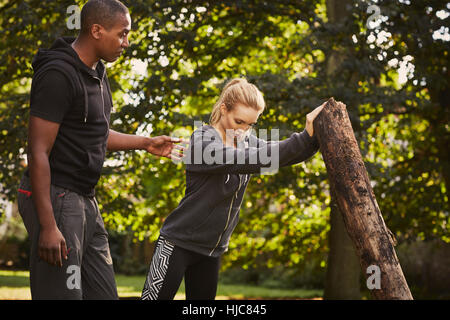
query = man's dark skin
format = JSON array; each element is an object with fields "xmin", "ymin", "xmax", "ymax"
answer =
[{"xmin": 28, "ymin": 11, "xmax": 186, "ymax": 267}]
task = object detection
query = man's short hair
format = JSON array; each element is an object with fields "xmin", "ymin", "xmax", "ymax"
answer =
[{"xmin": 80, "ymin": 0, "xmax": 129, "ymax": 34}]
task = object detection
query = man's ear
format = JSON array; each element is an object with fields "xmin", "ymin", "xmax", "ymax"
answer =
[{"xmin": 91, "ymin": 24, "xmax": 103, "ymax": 40}]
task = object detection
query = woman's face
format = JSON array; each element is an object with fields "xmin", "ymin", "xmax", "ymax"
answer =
[{"xmin": 219, "ymin": 102, "xmax": 262, "ymax": 143}]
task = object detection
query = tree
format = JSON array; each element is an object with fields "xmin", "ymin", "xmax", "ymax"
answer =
[
  {"xmin": 316, "ymin": 98, "xmax": 413, "ymax": 299},
  {"xmin": 0, "ymin": 1, "xmax": 448, "ymax": 296},
  {"xmin": 323, "ymin": 0, "xmax": 362, "ymax": 300}
]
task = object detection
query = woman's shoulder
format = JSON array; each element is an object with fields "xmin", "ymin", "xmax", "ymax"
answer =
[{"xmin": 191, "ymin": 124, "xmax": 220, "ymax": 140}]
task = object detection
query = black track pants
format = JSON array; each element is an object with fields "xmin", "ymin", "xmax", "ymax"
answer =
[
  {"xmin": 141, "ymin": 237, "xmax": 221, "ymax": 300},
  {"xmin": 17, "ymin": 174, "xmax": 118, "ymax": 300}
]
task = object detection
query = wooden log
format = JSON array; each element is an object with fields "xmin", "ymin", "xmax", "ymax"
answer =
[{"xmin": 314, "ymin": 97, "xmax": 413, "ymax": 300}]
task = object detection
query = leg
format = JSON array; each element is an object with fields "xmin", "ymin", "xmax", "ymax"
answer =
[
  {"xmin": 80, "ymin": 197, "xmax": 118, "ymax": 300},
  {"xmin": 185, "ymin": 254, "xmax": 221, "ymax": 300},
  {"xmin": 17, "ymin": 175, "xmax": 84, "ymax": 299},
  {"xmin": 141, "ymin": 238, "xmax": 189, "ymax": 300}
]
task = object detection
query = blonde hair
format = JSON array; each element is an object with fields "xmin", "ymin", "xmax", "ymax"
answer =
[{"xmin": 209, "ymin": 78, "xmax": 265, "ymax": 125}]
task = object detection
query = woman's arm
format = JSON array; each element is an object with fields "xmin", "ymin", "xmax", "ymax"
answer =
[
  {"xmin": 279, "ymin": 129, "xmax": 320, "ymax": 167},
  {"xmin": 185, "ymin": 102, "xmax": 325, "ymax": 174},
  {"xmin": 185, "ymin": 128, "xmax": 318, "ymax": 175}
]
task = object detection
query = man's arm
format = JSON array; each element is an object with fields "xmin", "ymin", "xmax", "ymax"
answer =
[
  {"xmin": 107, "ymin": 129, "xmax": 187, "ymax": 160},
  {"xmin": 107, "ymin": 129, "xmax": 151, "ymax": 151},
  {"xmin": 28, "ymin": 115, "xmax": 67, "ymax": 267}
]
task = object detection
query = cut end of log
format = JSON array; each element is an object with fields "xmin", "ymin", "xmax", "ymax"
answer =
[
  {"xmin": 327, "ymin": 97, "xmax": 336, "ymax": 105},
  {"xmin": 325, "ymin": 97, "xmax": 346, "ymax": 110},
  {"xmin": 314, "ymin": 97, "xmax": 351, "ymax": 144}
]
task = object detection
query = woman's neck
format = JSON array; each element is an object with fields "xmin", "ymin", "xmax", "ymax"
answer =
[{"xmin": 212, "ymin": 124, "xmax": 236, "ymax": 148}]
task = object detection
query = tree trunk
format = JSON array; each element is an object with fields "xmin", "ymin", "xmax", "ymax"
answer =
[
  {"xmin": 324, "ymin": 196, "xmax": 362, "ymax": 299},
  {"xmin": 323, "ymin": 0, "xmax": 362, "ymax": 299},
  {"xmin": 315, "ymin": 98, "xmax": 413, "ymax": 300}
]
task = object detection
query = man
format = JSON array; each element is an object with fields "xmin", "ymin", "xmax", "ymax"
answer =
[{"xmin": 17, "ymin": 0, "xmax": 185, "ymax": 299}]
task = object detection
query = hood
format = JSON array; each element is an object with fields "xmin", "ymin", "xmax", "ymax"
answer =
[
  {"xmin": 32, "ymin": 37, "xmax": 102, "ymax": 76},
  {"xmin": 31, "ymin": 37, "xmax": 105, "ymax": 122}
]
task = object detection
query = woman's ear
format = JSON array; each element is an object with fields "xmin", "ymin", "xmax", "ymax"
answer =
[{"xmin": 220, "ymin": 103, "xmax": 227, "ymax": 117}]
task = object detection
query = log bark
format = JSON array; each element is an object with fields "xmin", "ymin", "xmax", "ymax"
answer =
[{"xmin": 314, "ymin": 98, "xmax": 413, "ymax": 300}]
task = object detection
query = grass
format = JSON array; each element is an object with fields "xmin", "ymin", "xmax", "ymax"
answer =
[
  {"xmin": 0, "ymin": 269, "xmax": 323, "ymax": 300},
  {"xmin": 0, "ymin": 270, "xmax": 30, "ymax": 300}
]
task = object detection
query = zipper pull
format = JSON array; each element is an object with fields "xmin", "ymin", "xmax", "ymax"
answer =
[{"xmin": 235, "ymin": 175, "xmax": 242, "ymax": 198}]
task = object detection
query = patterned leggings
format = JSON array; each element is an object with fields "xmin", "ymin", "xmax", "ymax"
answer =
[{"xmin": 141, "ymin": 237, "xmax": 221, "ymax": 300}]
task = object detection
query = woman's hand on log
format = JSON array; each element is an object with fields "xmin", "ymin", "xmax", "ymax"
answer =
[{"xmin": 306, "ymin": 101, "xmax": 327, "ymax": 137}]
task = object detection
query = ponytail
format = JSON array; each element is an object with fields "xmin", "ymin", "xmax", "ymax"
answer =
[{"xmin": 209, "ymin": 78, "xmax": 265, "ymax": 125}]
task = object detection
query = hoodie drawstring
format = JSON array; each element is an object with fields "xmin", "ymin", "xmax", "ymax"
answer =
[{"xmin": 75, "ymin": 67, "xmax": 89, "ymax": 123}]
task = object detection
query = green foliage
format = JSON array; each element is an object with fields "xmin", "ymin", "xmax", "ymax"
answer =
[{"xmin": 0, "ymin": 0, "xmax": 448, "ymax": 282}]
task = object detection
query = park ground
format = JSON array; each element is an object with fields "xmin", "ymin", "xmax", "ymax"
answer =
[{"xmin": 0, "ymin": 269, "xmax": 323, "ymax": 300}]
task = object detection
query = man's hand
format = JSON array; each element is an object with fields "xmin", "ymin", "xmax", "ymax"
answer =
[
  {"xmin": 146, "ymin": 136, "xmax": 188, "ymax": 161},
  {"xmin": 38, "ymin": 224, "xmax": 68, "ymax": 267},
  {"xmin": 305, "ymin": 101, "xmax": 327, "ymax": 137}
]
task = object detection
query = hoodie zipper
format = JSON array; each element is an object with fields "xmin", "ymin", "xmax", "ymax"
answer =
[
  {"xmin": 209, "ymin": 174, "xmax": 244, "ymax": 256},
  {"xmin": 93, "ymin": 74, "xmax": 109, "ymax": 131}
]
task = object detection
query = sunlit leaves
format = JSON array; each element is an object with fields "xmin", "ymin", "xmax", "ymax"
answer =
[{"xmin": 0, "ymin": 1, "xmax": 448, "ymax": 277}]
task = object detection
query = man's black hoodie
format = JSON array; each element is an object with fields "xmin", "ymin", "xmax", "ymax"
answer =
[{"xmin": 27, "ymin": 37, "xmax": 113, "ymax": 197}]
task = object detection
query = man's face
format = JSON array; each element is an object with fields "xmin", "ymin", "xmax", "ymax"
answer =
[{"xmin": 96, "ymin": 13, "xmax": 131, "ymax": 62}]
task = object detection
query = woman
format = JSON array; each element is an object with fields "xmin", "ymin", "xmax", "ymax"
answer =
[{"xmin": 141, "ymin": 78, "xmax": 325, "ymax": 300}]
